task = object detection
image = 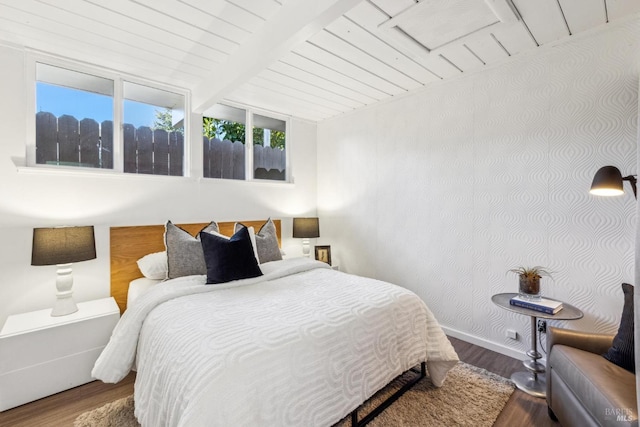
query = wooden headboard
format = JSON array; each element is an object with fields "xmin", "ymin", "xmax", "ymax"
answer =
[{"xmin": 110, "ymin": 220, "xmax": 282, "ymax": 313}]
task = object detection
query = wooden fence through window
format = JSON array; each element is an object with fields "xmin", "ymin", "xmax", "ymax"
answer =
[
  {"xmin": 36, "ymin": 112, "xmax": 286, "ymax": 180},
  {"xmin": 36, "ymin": 112, "xmax": 115, "ymax": 169},
  {"xmin": 203, "ymin": 137, "xmax": 286, "ymax": 180},
  {"xmin": 36, "ymin": 111, "xmax": 183, "ymax": 175}
]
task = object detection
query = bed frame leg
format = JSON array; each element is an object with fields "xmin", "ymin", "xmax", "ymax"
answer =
[{"xmin": 351, "ymin": 362, "xmax": 426, "ymax": 427}]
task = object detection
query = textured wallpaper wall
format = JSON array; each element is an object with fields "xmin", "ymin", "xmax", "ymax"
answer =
[{"xmin": 317, "ymin": 19, "xmax": 639, "ymax": 356}]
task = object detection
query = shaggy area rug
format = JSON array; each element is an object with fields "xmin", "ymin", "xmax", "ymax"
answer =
[{"xmin": 74, "ymin": 362, "xmax": 514, "ymax": 427}]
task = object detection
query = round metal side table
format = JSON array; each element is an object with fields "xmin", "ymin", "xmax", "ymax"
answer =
[{"xmin": 491, "ymin": 293, "xmax": 583, "ymax": 398}]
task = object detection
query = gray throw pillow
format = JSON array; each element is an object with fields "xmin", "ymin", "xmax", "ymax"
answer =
[
  {"xmin": 235, "ymin": 218, "xmax": 282, "ymax": 263},
  {"xmin": 165, "ymin": 221, "xmax": 219, "ymax": 279}
]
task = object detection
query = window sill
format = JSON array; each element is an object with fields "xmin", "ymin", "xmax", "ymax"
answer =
[
  {"xmin": 198, "ymin": 176, "xmax": 295, "ymax": 187},
  {"xmin": 14, "ymin": 159, "xmax": 294, "ymax": 186},
  {"xmin": 16, "ymin": 163, "xmax": 195, "ymax": 182}
]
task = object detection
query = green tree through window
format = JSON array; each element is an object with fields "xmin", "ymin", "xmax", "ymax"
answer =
[
  {"xmin": 253, "ymin": 127, "xmax": 285, "ymax": 150},
  {"xmin": 202, "ymin": 117, "xmax": 284, "ymax": 150},
  {"xmin": 203, "ymin": 117, "xmax": 246, "ymax": 142},
  {"xmin": 153, "ymin": 108, "xmax": 183, "ymax": 134}
]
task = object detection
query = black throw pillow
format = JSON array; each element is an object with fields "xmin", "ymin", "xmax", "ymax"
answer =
[
  {"xmin": 200, "ymin": 227, "xmax": 263, "ymax": 284},
  {"xmin": 603, "ymin": 283, "xmax": 635, "ymax": 373}
]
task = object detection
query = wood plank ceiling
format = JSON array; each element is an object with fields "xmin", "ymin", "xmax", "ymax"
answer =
[{"xmin": 0, "ymin": 0, "xmax": 638, "ymax": 122}]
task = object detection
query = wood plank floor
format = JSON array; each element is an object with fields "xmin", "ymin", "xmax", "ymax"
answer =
[
  {"xmin": 449, "ymin": 336, "xmax": 558, "ymax": 427},
  {"xmin": 0, "ymin": 336, "xmax": 559, "ymax": 427}
]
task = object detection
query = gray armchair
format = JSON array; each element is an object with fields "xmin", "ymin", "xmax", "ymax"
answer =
[{"xmin": 546, "ymin": 326, "xmax": 637, "ymax": 427}]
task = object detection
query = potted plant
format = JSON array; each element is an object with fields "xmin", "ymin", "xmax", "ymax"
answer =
[{"xmin": 508, "ymin": 266, "xmax": 553, "ymax": 300}]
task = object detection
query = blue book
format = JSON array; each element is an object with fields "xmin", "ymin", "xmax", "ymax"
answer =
[{"xmin": 510, "ymin": 296, "xmax": 563, "ymax": 314}]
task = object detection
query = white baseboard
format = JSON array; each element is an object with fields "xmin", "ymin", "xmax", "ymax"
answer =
[{"xmin": 442, "ymin": 325, "xmax": 548, "ymax": 365}]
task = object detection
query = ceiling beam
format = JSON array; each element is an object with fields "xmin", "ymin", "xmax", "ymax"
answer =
[{"xmin": 192, "ymin": 0, "xmax": 362, "ymax": 114}]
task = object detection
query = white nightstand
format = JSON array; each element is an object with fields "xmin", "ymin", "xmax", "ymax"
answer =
[{"xmin": 0, "ymin": 297, "xmax": 120, "ymax": 411}]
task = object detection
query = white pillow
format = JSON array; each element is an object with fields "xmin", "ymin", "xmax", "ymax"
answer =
[
  {"xmin": 127, "ymin": 277, "xmax": 162, "ymax": 308},
  {"xmin": 136, "ymin": 251, "xmax": 168, "ymax": 280}
]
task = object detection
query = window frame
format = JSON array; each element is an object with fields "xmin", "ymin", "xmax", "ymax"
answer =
[
  {"xmin": 26, "ymin": 54, "xmax": 191, "ymax": 177},
  {"xmin": 202, "ymin": 102, "xmax": 291, "ymax": 183}
]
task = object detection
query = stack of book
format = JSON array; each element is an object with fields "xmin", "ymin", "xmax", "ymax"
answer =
[{"xmin": 509, "ymin": 295, "xmax": 563, "ymax": 315}]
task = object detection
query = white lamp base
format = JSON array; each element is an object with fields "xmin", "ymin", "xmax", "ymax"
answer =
[
  {"xmin": 51, "ymin": 263, "xmax": 78, "ymax": 317},
  {"xmin": 302, "ymin": 238, "xmax": 311, "ymax": 257}
]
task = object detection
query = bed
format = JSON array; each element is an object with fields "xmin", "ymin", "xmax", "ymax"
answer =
[{"xmin": 93, "ymin": 220, "xmax": 459, "ymax": 427}]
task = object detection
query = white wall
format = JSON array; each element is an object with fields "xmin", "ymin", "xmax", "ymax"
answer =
[
  {"xmin": 0, "ymin": 44, "xmax": 318, "ymax": 325},
  {"xmin": 317, "ymin": 19, "xmax": 639, "ymax": 357}
]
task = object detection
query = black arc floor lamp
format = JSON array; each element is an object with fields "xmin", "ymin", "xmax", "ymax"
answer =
[{"xmin": 590, "ymin": 166, "xmax": 637, "ymax": 199}]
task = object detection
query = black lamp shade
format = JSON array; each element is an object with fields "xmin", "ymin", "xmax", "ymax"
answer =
[
  {"xmin": 31, "ymin": 226, "xmax": 96, "ymax": 266},
  {"xmin": 590, "ymin": 166, "xmax": 624, "ymax": 196},
  {"xmin": 293, "ymin": 217, "xmax": 320, "ymax": 238}
]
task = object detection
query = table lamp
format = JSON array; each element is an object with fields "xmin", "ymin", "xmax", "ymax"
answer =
[
  {"xmin": 31, "ymin": 226, "xmax": 96, "ymax": 316},
  {"xmin": 293, "ymin": 217, "xmax": 319, "ymax": 257}
]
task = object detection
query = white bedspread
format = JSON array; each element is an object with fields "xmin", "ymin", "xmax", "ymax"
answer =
[{"xmin": 93, "ymin": 258, "xmax": 458, "ymax": 427}]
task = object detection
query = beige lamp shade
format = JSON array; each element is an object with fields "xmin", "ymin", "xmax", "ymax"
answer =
[
  {"xmin": 293, "ymin": 217, "xmax": 320, "ymax": 238},
  {"xmin": 32, "ymin": 226, "xmax": 96, "ymax": 266}
]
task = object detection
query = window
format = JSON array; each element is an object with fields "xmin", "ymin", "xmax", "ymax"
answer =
[
  {"xmin": 203, "ymin": 104, "xmax": 288, "ymax": 182},
  {"xmin": 252, "ymin": 114, "xmax": 286, "ymax": 181},
  {"xmin": 123, "ymin": 82, "xmax": 185, "ymax": 176},
  {"xmin": 36, "ymin": 63, "xmax": 114, "ymax": 169},
  {"xmin": 33, "ymin": 62, "xmax": 187, "ymax": 176},
  {"xmin": 202, "ymin": 104, "xmax": 246, "ymax": 180}
]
